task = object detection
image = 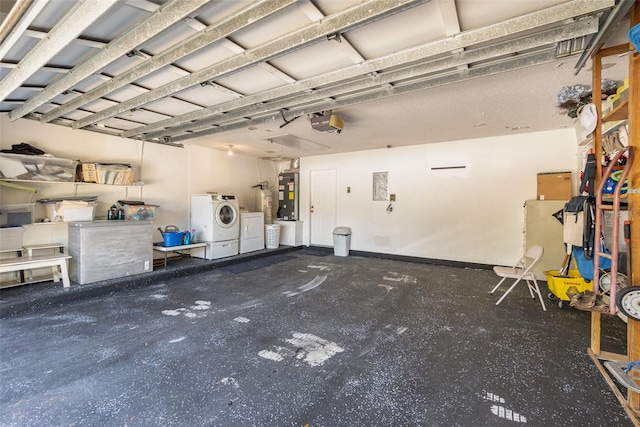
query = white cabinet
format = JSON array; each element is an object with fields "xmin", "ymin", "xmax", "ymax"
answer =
[
  {"xmin": 524, "ymin": 200, "xmax": 567, "ymax": 280},
  {"xmin": 274, "ymin": 220, "xmax": 303, "ymax": 246}
]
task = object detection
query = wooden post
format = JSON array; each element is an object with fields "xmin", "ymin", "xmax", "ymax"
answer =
[
  {"xmin": 627, "ymin": 3, "xmax": 640, "ymax": 412},
  {"xmin": 591, "ymin": 41, "xmax": 603, "ymax": 356}
]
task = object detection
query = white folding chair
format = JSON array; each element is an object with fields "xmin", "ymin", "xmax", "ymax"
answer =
[{"xmin": 490, "ymin": 245, "xmax": 546, "ymax": 311}]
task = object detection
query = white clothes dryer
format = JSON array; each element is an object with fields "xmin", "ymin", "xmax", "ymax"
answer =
[{"xmin": 191, "ymin": 194, "xmax": 240, "ymax": 259}]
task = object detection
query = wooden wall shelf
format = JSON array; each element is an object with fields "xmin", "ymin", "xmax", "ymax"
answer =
[{"xmin": 603, "ymin": 100, "xmax": 629, "ymax": 123}]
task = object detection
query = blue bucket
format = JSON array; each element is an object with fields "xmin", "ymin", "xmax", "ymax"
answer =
[{"xmin": 163, "ymin": 231, "xmax": 184, "ymax": 247}]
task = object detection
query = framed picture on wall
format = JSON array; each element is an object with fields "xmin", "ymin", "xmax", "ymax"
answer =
[{"xmin": 373, "ymin": 172, "xmax": 388, "ymax": 201}]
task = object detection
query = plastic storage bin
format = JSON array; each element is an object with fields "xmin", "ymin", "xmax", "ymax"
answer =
[
  {"xmin": 265, "ymin": 224, "xmax": 281, "ymax": 249},
  {"xmin": 0, "ymin": 203, "xmax": 35, "ymax": 226},
  {"xmin": 121, "ymin": 204, "xmax": 158, "ymax": 220},
  {"xmin": 0, "ymin": 226, "xmax": 25, "ymax": 251},
  {"xmin": 0, "ymin": 153, "xmax": 77, "ymax": 181},
  {"xmin": 42, "ymin": 201, "xmax": 96, "ymax": 222},
  {"xmin": 333, "ymin": 227, "xmax": 351, "ymax": 256}
]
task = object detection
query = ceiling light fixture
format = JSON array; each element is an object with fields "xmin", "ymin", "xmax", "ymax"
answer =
[{"xmin": 227, "ymin": 145, "xmax": 234, "ymax": 156}]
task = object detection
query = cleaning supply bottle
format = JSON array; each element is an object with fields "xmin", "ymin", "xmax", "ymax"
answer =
[
  {"xmin": 107, "ymin": 204, "xmax": 117, "ymax": 220},
  {"xmin": 183, "ymin": 229, "xmax": 191, "ymax": 245},
  {"xmin": 191, "ymin": 229, "xmax": 197, "ymax": 243}
]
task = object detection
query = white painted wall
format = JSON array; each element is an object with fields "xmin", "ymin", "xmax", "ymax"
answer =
[
  {"xmin": 0, "ymin": 116, "xmax": 275, "ymax": 247},
  {"xmin": 300, "ymin": 129, "xmax": 579, "ymax": 266},
  {"xmin": 1, "ymin": 116, "xmax": 580, "ymax": 267}
]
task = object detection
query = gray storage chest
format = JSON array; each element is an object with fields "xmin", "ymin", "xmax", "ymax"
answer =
[{"xmin": 68, "ymin": 220, "xmax": 153, "ymax": 284}]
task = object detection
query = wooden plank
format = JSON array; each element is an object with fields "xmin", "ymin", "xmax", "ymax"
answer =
[
  {"xmin": 598, "ymin": 43, "xmax": 634, "ymax": 58},
  {"xmin": 596, "ymin": 350, "xmax": 629, "ymax": 362},
  {"xmin": 593, "ymin": 47, "xmax": 603, "ymax": 182},
  {"xmin": 0, "ymin": 253, "xmax": 70, "ymax": 267},
  {"xmin": 602, "ymin": 100, "xmax": 628, "ymax": 122},
  {"xmin": 591, "ymin": 312, "xmax": 602, "ymax": 354},
  {"xmin": 588, "ymin": 348, "xmax": 640, "ymax": 427}
]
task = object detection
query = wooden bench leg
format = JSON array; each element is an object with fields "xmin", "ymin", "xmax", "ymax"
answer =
[
  {"xmin": 51, "ymin": 265, "xmax": 60, "ymax": 283},
  {"xmin": 51, "ymin": 264, "xmax": 61, "ymax": 282},
  {"xmin": 58, "ymin": 260, "xmax": 70, "ymax": 288}
]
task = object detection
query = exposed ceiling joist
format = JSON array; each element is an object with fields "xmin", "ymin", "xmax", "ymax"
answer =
[
  {"xmin": 219, "ymin": 38, "xmax": 246, "ymax": 54},
  {"xmin": 0, "ymin": 0, "xmax": 117, "ymax": 101},
  {"xmin": 38, "ymin": 0, "xmax": 295, "ymax": 124},
  {"xmin": 124, "ymin": 0, "xmax": 162, "ymax": 14},
  {"xmin": 435, "ymin": 0, "xmax": 461, "ymax": 36},
  {"xmin": 126, "ymin": 2, "xmax": 603, "ymax": 140},
  {"xmin": 21, "ymin": 29, "xmax": 109, "ymax": 50},
  {"xmin": 144, "ymin": 17, "xmax": 598, "ymax": 141},
  {"xmin": 0, "ymin": 62, "xmax": 71, "ymax": 74},
  {"xmin": 256, "ymin": 63, "xmax": 297, "ymax": 84},
  {"xmin": 297, "ymin": 0, "xmax": 325, "ymax": 22},
  {"xmin": 170, "ymin": 49, "xmax": 559, "ymax": 143},
  {"xmin": 0, "ymin": 0, "xmax": 47, "ymax": 60},
  {"xmin": 8, "ymin": 0, "xmax": 213, "ymax": 121},
  {"xmin": 331, "ymin": 34, "xmax": 366, "ymax": 64},
  {"xmin": 0, "ymin": 0, "xmax": 627, "ymax": 156},
  {"xmin": 72, "ymin": 0, "xmax": 426, "ymax": 130}
]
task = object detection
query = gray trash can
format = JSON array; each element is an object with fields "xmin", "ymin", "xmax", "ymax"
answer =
[{"xmin": 333, "ymin": 227, "xmax": 351, "ymax": 256}]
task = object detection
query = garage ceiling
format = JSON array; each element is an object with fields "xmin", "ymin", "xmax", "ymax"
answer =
[{"xmin": 0, "ymin": 0, "xmax": 633, "ymax": 159}]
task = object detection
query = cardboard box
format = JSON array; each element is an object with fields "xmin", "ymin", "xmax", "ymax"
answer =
[
  {"xmin": 81, "ymin": 162, "xmax": 133, "ymax": 185},
  {"xmin": 537, "ymin": 172, "xmax": 572, "ymax": 200},
  {"xmin": 81, "ymin": 163, "xmax": 98, "ymax": 183}
]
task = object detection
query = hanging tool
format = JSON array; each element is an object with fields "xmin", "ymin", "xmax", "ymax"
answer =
[{"xmin": 558, "ymin": 244, "xmax": 572, "ymax": 276}]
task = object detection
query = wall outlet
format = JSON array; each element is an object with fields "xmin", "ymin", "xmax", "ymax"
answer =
[{"xmin": 144, "ymin": 260, "xmax": 150, "ymax": 271}]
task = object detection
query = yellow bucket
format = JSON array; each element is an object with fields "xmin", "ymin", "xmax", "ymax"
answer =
[{"xmin": 545, "ymin": 269, "xmax": 592, "ymax": 301}]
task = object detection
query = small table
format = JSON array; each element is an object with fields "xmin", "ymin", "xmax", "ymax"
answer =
[{"xmin": 153, "ymin": 242, "xmax": 207, "ymax": 268}]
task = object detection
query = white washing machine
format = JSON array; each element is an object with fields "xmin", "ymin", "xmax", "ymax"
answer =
[{"xmin": 191, "ymin": 194, "xmax": 240, "ymax": 259}]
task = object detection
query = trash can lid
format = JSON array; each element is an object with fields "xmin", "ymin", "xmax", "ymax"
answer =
[{"xmin": 333, "ymin": 227, "xmax": 351, "ymax": 235}]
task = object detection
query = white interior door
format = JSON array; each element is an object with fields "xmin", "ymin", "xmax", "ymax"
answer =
[{"xmin": 310, "ymin": 169, "xmax": 336, "ymax": 247}]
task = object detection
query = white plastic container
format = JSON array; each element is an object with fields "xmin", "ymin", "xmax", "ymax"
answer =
[
  {"xmin": 0, "ymin": 153, "xmax": 77, "ymax": 181},
  {"xmin": 0, "ymin": 226, "xmax": 25, "ymax": 251},
  {"xmin": 265, "ymin": 224, "xmax": 281, "ymax": 249},
  {"xmin": 42, "ymin": 201, "xmax": 96, "ymax": 222},
  {"xmin": 0, "ymin": 203, "xmax": 34, "ymax": 226},
  {"xmin": 333, "ymin": 227, "xmax": 351, "ymax": 256}
]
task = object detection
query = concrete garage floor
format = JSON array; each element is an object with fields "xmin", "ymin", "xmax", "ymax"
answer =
[{"xmin": 0, "ymin": 247, "xmax": 631, "ymax": 426}]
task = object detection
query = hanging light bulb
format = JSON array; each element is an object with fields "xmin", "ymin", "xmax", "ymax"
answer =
[{"xmin": 227, "ymin": 145, "xmax": 234, "ymax": 156}]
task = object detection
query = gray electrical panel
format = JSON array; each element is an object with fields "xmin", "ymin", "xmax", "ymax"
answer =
[{"xmin": 277, "ymin": 172, "xmax": 299, "ymax": 220}]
